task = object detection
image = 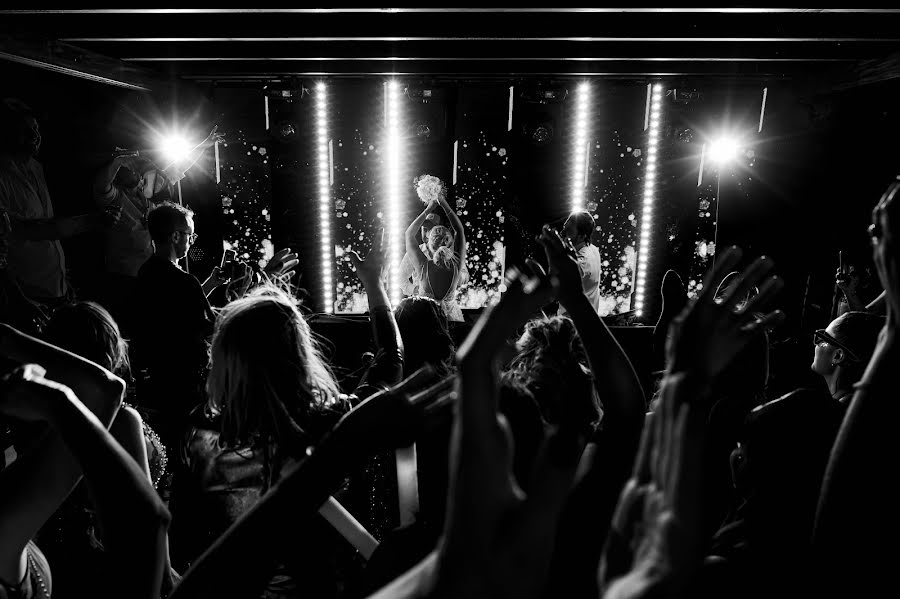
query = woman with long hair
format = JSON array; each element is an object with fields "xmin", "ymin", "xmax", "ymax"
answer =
[{"xmin": 182, "ymin": 231, "xmax": 403, "ymax": 598}]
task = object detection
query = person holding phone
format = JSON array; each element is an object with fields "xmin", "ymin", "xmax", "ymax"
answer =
[{"xmin": 834, "ymin": 251, "xmax": 884, "ymax": 317}]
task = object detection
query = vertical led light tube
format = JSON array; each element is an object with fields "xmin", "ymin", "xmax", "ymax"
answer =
[
  {"xmin": 571, "ymin": 82, "xmax": 591, "ymax": 212},
  {"xmin": 385, "ymin": 81, "xmax": 404, "ymax": 305},
  {"xmin": 315, "ymin": 82, "xmax": 334, "ymax": 313},
  {"xmin": 634, "ymin": 83, "xmax": 664, "ymax": 317}
]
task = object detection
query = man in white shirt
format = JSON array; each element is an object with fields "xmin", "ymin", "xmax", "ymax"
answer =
[
  {"xmin": 0, "ymin": 98, "xmax": 119, "ymax": 309},
  {"xmin": 559, "ymin": 210, "xmax": 602, "ymax": 315}
]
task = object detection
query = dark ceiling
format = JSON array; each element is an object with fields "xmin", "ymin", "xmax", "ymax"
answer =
[{"xmin": 2, "ymin": 8, "xmax": 900, "ymax": 90}]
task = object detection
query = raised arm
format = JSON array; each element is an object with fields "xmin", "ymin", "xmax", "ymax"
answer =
[
  {"xmin": 537, "ymin": 225, "xmax": 645, "ymax": 432},
  {"xmin": 438, "ymin": 195, "xmax": 467, "ymax": 266},
  {"xmin": 0, "ymin": 325, "xmax": 124, "ymax": 587},
  {"xmin": 405, "ymin": 203, "xmax": 432, "ymax": 272},
  {"xmin": 349, "ymin": 228, "xmax": 404, "ymax": 398},
  {"xmin": 1, "ymin": 366, "xmax": 169, "ymax": 599},
  {"xmin": 600, "ymin": 247, "xmax": 785, "ymax": 599},
  {"xmin": 93, "ymin": 155, "xmax": 128, "ymax": 199}
]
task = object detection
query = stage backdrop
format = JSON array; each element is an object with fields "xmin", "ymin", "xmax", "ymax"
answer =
[{"xmin": 212, "ymin": 80, "xmax": 772, "ymax": 318}]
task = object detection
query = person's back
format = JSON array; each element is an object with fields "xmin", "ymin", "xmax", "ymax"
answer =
[
  {"xmin": 420, "ymin": 261, "xmax": 456, "ymax": 302},
  {"xmin": 134, "ymin": 254, "xmax": 210, "ymax": 377},
  {"xmin": 558, "ymin": 211, "xmax": 602, "ymax": 315},
  {"xmin": 180, "ymin": 287, "xmax": 349, "ymax": 597}
]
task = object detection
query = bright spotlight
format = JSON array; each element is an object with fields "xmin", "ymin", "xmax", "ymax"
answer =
[
  {"xmin": 708, "ymin": 136, "xmax": 741, "ymax": 165},
  {"xmin": 315, "ymin": 83, "xmax": 334, "ymax": 313},
  {"xmin": 160, "ymin": 134, "xmax": 192, "ymax": 164}
]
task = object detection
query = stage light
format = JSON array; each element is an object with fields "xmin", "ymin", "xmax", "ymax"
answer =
[
  {"xmin": 633, "ymin": 83, "xmax": 665, "ymax": 318},
  {"xmin": 160, "ymin": 134, "xmax": 192, "ymax": 165},
  {"xmin": 315, "ymin": 82, "xmax": 334, "ymax": 313},
  {"xmin": 571, "ymin": 81, "xmax": 591, "ymax": 212},
  {"xmin": 708, "ymin": 136, "xmax": 741, "ymax": 165},
  {"xmin": 385, "ymin": 80, "xmax": 405, "ymax": 305}
]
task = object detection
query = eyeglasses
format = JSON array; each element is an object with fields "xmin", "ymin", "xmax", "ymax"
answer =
[
  {"xmin": 813, "ymin": 329, "xmax": 861, "ymax": 362},
  {"xmin": 177, "ymin": 230, "xmax": 198, "ymax": 243}
]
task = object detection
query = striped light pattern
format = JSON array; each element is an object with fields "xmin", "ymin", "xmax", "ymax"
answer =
[
  {"xmin": 385, "ymin": 81, "xmax": 404, "ymax": 305},
  {"xmin": 315, "ymin": 82, "xmax": 334, "ymax": 313},
  {"xmin": 571, "ymin": 82, "xmax": 591, "ymax": 211},
  {"xmin": 633, "ymin": 83, "xmax": 664, "ymax": 317}
]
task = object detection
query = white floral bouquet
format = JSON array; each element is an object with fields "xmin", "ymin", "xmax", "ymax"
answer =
[{"xmin": 414, "ymin": 174, "xmax": 447, "ymax": 205}]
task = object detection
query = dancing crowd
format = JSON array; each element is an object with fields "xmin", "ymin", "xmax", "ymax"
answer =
[{"xmin": 1, "ymin": 94, "xmax": 898, "ymax": 599}]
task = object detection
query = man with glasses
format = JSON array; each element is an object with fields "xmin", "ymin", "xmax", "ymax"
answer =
[
  {"xmin": 132, "ymin": 201, "xmax": 220, "ymax": 452},
  {"xmin": 811, "ymin": 311, "xmax": 885, "ymax": 405}
]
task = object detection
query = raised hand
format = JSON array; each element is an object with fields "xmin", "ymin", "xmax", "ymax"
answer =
[
  {"xmin": 534, "ymin": 224, "xmax": 584, "ymax": 307},
  {"xmin": 204, "ymin": 125, "xmax": 225, "ymax": 146},
  {"xmin": 427, "ymin": 268, "xmax": 597, "ymax": 599},
  {"xmin": 600, "ymin": 374, "xmax": 704, "ymax": 598},
  {"xmin": 666, "ymin": 246, "xmax": 785, "ymax": 381},
  {"xmin": 458, "ymin": 266, "xmax": 556, "ymax": 363},
  {"xmin": 263, "ymin": 247, "xmax": 299, "ymax": 279},
  {"xmin": 348, "ymin": 227, "xmax": 386, "ymax": 288}
]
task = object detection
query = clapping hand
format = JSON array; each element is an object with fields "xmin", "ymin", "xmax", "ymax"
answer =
[
  {"xmin": 666, "ymin": 246, "xmax": 785, "ymax": 382},
  {"xmin": 532, "ymin": 224, "xmax": 584, "ymax": 307}
]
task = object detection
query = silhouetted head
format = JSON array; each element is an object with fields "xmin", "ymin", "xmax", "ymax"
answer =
[
  {"xmin": 43, "ymin": 301, "xmax": 129, "ymax": 378},
  {"xmin": 207, "ymin": 285, "xmax": 341, "ymax": 453}
]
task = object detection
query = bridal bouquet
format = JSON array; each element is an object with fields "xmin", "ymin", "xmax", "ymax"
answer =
[{"xmin": 414, "ymin": 174, "xmax": 447, "ymax": 205}]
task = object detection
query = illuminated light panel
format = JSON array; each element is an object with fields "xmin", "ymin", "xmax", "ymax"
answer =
[
  {"xmin": 214, "ymin": 138, "xmax": 220, "ymax": 184},
  {"xmin": 315, "ymin": 82, "xmax": 334, "ymax": 313},
  {"xmin": 571, "ymin": 82, "xmax": 591, "ymax": 212},
  {"xmin": 508, "ymin": 85, "xmax": 515, "ymax": 132},
  {"xmin": 758, "ymin": 87, "xmax": 768, "ymax": 133},
  {"xmin": 385, "ymin": 80, "xmax": 405, "ymax": 305},
  {"xmin": 633, "ymin": 83, "xmax": 664, "ymax": 318}
]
